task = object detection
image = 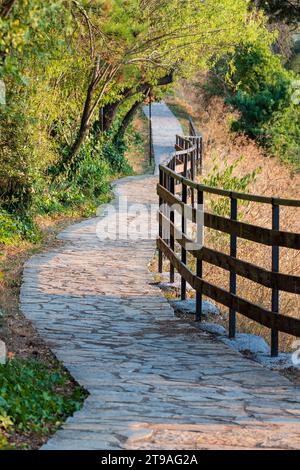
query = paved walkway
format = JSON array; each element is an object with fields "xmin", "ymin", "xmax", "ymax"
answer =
[
  {"xmin": 20, "ymin": 105, "xmax": 300, "ymax": 450},
  {"xmin": 143, "ymin": 102, "xmax": 182, "ymax": 174}
]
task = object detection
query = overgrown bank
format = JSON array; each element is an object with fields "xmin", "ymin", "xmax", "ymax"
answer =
[
  {"xmin": 167, "ymin": 80, "xmax": 300, "ymax": 353},
  {"xmin": 0, "ymin": 113, "xmax": 149, "ymax": 450},
  {"xmin": 1, "ymin": 0, "xmax": 300, "ymax": 448}
]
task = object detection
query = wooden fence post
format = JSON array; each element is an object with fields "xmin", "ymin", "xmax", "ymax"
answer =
[
  {"xmin": 170, "ymin": 159, "xmax": 175, "ymax": 283},
  {"xmin": 191, "ymin": 144, "xmax": 195, "ymax": 207},
  {"xmin": 229, "ymin": 195, "xmax": 238, "ymax": 339},
  {"xmin": 271, "ymin": 201, "xmax": 280, "ymax": 357},
  {"xmin": 196, "ymin": 188, "xmax": 204, "ymax": 321},
  {"xmin": 158, "ymin": 168, "xmax": 163, "ymax": 273},
  {"xmin": 181, "ymin": 142, "xmax": 188, "ymax": 301}
]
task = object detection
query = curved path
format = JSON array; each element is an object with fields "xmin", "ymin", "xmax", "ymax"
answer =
[
  {"xmin": 21, "ymin": 103, "xmax": 300, "ymax": 449},
  {"xmin": 143, "ymin": 102, "xmax": 182, "ymax": 174}
]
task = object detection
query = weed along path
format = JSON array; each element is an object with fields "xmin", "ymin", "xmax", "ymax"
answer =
[{"xmin": 21, "ymin": 103, "xmax": 300, "ymax": 450}]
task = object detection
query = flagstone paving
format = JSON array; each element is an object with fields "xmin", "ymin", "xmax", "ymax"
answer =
[{"xmin": 20, "ymin": 104, "xmax": 300, "ymax": 450}]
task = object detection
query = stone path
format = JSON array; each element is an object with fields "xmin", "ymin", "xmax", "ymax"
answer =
[
  {"xmin": 143, "ymin": 102, "xmax": 182, "ymax": 174},
  {"xmin": 20, "ymin": 104, "xmax": 300, "ymax": 450}
]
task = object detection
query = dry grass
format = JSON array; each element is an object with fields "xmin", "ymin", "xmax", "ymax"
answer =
[{"xmin": 165, "ymin": 79, "xmax": 300, "ymax": 352}]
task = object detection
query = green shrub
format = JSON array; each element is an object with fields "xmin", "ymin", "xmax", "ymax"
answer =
[
  {"xmin": 0, "ymin": 358, "xmax": 85, "ymax": 434},
  {"xmin": 208, "ymin": 42, "xmax": 300, "ymax": 168},
  {"xmin": 0, "ymin": 431, "xmax": 13, "ymax": 450},
  {"xmin": 0, "ymin": 108, "xmax": 35, "ymax": 213},
  {"xmin": 70, "ymin": 143, "xmax": 112, "ymax": 199},
  {"xmin": 229, "ymin": 80, "xmax": 289, "ymax": 139},
  {"xmin": 103, "ymin": 139, "xmax": 132, "ymax": 175},
  {"xmin": 38, "ymin": 136, "xmax": 116, "ymax": 215},
  {"xmin": 225, "ymin": 44, "xmax": 291, "ymax": 139},
  {"xmin": 267, "ymin": 104, "xmax": 300, "ymax": 167},
  {"xmin": 0, "ymin": 210, "xmax": 40, "ymax": 245},
  {"xmin": 203, "ymin": 157, "xmax": 261, "ymax": 217}
]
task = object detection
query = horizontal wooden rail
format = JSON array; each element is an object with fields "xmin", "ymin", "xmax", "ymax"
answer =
[
  {"xmin": 160, "ymin": 165, "xmax": 300, "ymax": 207},
  {"xmin": 158, "ymin": 122, "xmax": 300, "ymax": 356},
  {"xmin": 205, "ymin": 213, "xmax": 300, "ymax": 250},
  {"xmin": 158, "ymin": 184, "xmax": 300, "ymax": 249},
  {"xmin": 159, "ymin": 212, "xmax": 300, "ymax": 295},
  {"xmin": 158, "ymin": 238, "xmax": 300, "ymax": 337}
]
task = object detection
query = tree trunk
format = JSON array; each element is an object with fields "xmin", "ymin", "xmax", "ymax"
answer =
[
  {"xmin": 114, "ymin": 100, "xmax": 144, "ymax": 143},
  {"xmin": 103, "ymin": 102, "xmax": 120, "ymax": 131},
  {"xmin": 59, "ymin": 58, "xmax": 102, "ymax": 171},
  {"xmin": 93, "ymin": 102, "xmax": 120, "ymax": 136},
  {"xmin": 61, "ymin": 70, "xmax": 174, "ymax": 172},
  {"xmin": 96, "ymin": 72, "xmax": 174, "ymax": 135},
  {"xmin": 58, "ymin": 80, "xmax": 95, "ymax": 172},
  {"xmin": 0, "ymin": 0, "xmax": 17, "ymax": 18}
]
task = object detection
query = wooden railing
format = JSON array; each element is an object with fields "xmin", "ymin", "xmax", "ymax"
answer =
[{"xmin": 157, "ymin": 119, "xmax": 300, "ymax": 357}]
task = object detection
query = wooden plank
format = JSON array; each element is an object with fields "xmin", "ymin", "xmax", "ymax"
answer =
[
  {"xmin": 157, "ymin": 185, "xmax": 197, "ymax": 223},
  {"xmin": 174, "ymin": 146, "xmax": 197, "ymax": 158},
  {"xmin": 205, "ymin": 213, "xmax": 300, "ymax": 250},
  {"xmin": 160, "ymin": 165, "xmax": 300, "ymax": 207},
  {"xmin": 200, "ymin": 246, "xmax": 300, "ymax": 295},
  {"xmin": 157, "ymin": 238, "xmax": 300, "ymax": 337},
  {"xmin": 159, "ymin": 212, "xmax": 300, "ymax": 294},
  {"xmin": 157, "ymin": 184, "xmax": 300, "ymax": 249}
]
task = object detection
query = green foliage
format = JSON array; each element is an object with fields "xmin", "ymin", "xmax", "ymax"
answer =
[
  {"xmin": 0, "ymin": 0, "xmax": 76, "ymax": 216},
  {"xmin": 208, "ymin": 39, "xmax": 300, "ymax": 168},
  {"xmin": 103, "ymin": 139, "xmax": 132, "ymax": 176},
  {"xmin": 0, "ymin": 431, "xmax": 13, "ymax": 450},
  {"xmin": 0, "ymin": 0, "xmax": 72, "ymax": 80},
  {"xmin": 0, "ymin": 0, "xmax": 278, "ymax": 241},
  {"xmin": 225, "ymin": 43, "xmax": 292, "ymax": 140},
  {"xmin": 0, "ymin": 358, "xmax": 85, "ymax": 434},
  {"xmin": 0, "ymin": 104, "xmax": 35, "ymax": 213},
  {"xmin": 0, "ymin": 210, "xmax": 40, "ymax": 244},
  {"xmin": 267, "ymin": 104, "xmax": 300, "ymax": 167},
  {"xmin": 0, "ymin": 414, "xmax": 13, "ymax": 431},
  {"xmin": 229, "ymin": 80, "xmax": 289, "ymax": 138},
  {"xmin": 35, "ymin": 131, "xmax": 133, "ymax": 216},
  {"xmin": 203, "ymin": 157, "xmax": 260, "ymax": 217}
]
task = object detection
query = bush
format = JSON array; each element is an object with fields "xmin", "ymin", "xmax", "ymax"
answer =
[
  {"xmin": 0, "ymin": 358, "xmax": 85, "ymax": 434},
  {"xmin": 203, "ymin": 157, "xmax": 260, "ymax": 217},
  {"xmin": 267, "ymin": 104, "xmax": 300, "ymax": 167},
  {"xmin": 208, "ymin": 42, "xmax": 299, "ymax": 168},
  {"xmin": 38, "ymin": 136, "xmax": 115, "ymax": 215},
  {"xmin": 225, "ymin": 43, "xmax": 291, "ymax": 139},
  {"xmin": 70, "ymin": 140, "xmax": 112, "ymax": 198},
  {"xmin": 0, "ymin": 431, "xmax": 13, "ymax": 450},
  {"xmin": 0, "ymin": 108, "xmax": 35, "ymax": 213},
  {"xmin": 103, "ymin": 139, "xmax": 132, "ymax": 175},
  {"xmin": 0, "ymin": 210, "xmax": 40, "ymax": 245},
  {"xmin": 229, "ymin": 80, "xmax": 289, "ymax": 139}
]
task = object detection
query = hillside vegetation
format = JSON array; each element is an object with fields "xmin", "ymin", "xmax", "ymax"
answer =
[{"xmin": 1, "ymin": 0, "xmax": 300, "ymax": 448}]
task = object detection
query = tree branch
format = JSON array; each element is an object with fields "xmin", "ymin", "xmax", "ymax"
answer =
[{"xmin": 0, "ymin": 0, "xmax": 17, "ymax": 18}]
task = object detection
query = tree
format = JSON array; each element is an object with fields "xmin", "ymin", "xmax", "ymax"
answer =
[
  {"xmin": 0, "ymin": 1, "xmax": 73, "ymax": 210},
  {"xmin": 0, "ymin": 0, "xmax": 17, "ymax": 18},
  {"xmin": 61, "ymin": 0, "xmax": 269, "ymax": 169},
  {"xmin": 253, "ymin": 1, "xmax": 300, "ymax": 26},
  {"xmin": 0, "ymin": 0, "xmax": 276, "ymax": 215}
]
